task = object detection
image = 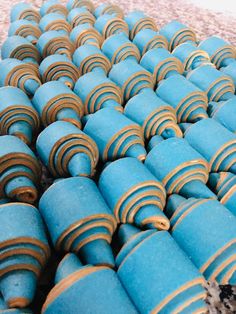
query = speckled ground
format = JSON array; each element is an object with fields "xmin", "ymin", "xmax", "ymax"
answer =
[{"xmin": 0, "ymin": 0, "xmax": 236, "ymax": 313}]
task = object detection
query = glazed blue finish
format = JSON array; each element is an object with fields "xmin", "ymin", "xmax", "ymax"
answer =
[
  {"xmin": 54, "ymin": 253, "xmax": 83, "ymax": 284},
  {"xmin": 133, "ymin": 29, "xmax": 168, "ymax": 55},
  {"xmin": 109, "ymin": 59, "xmax": 154, "ymax": 101},
  {"xmin": 84, "ymin": 108, "xmax": 146, "ymax": 161},
  {"xmin": 187, "ymin": 64, "xmax": 235, "ymax": 101},
  {"xmin": 74, "ymin": 71, "xmax": 123, "ymax": 114},
  {"xmin": 102, "ymin": 33, "xmax": 140, "ymax": 64},
  {"xmin": 73, "ymin": 44, "xmax": 111, "ymax": 75},
  {"xmin": 10, "ymin": 2, "xmax": 40, "ymax": 23},
  {"xmin": 222, "ymin": 62, "xmax": 236, "ymax": 87},
  {"xmin": 124, "ymin": 11, "xmax": 157, "ymax": 40},
  {"xmin": 124, "ymin": 89, "xmax": 182, "ymax": 139},
  {"xmin": 147, "ymin": 135, "xmax": 164, "ymax": 151},
  {"xmin": 8, "ymin": 20, "xmax": 41, "ymax": 44},
  {"xmin": 140, "ymin": 48, "xmax": 183, "ymax": 84},
  {"xmin": 40, "ymin": 0, "xmax": 68, "ymax": 17},
  {"xmin": 185, "ymin": 118, "xmax": 236, "ymax": 173},
  {"xmin": 159, "ymin": 20, "xmax": 197, "ymax": 51},
  {"xmin": 70, "ymin": 23, "xmax": 103, "ymax": 48},
  {"xmin": 116, "ymin": 226, "xmax": 205, "ymax": 314},
  {"xmin": 67, "ymin": 8, "xmax": 95, "ymax": 27},
  {"xmin": 94, "ymin": 3, "xmax": 123, "ymax": 18},
  {"xmin": 39, "ymin": 13, "xmax": 72, "ymax": 35},
  {"xmin": 66, "ymin": 0, "xmax": 95, "ymax": 12},
  {"xmin": 208, "ymin": 96, "xmax": 236, "ymax": 133},
  {"xmin": 156, "ymin": 74, "xmax": 208, "ymax": 122},
  {"xmin": 94, "ymin": 14, "xmax": 129, "ymax": 39}
]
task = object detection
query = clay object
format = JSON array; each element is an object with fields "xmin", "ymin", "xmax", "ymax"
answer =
[
  {"xmin": 74, "ymin": 71, "xmax": 123, "ymax": 114},
  {"xmin": 36, "ymin": 31, "xmax": 75, "ymax": 59},
  {"xmin": 0, "ymin": 86, "xmax": 40, "ymax": 145},
  {"xmin": 187, "ymin": 64, "xmax": 235, "ymax": 101},
  {"xmin": 133, "ymin": 29, "xmax": 168, "ymax": 55},
  {"xmin": 167, "ymin": 195, "xmax": 236, "ymax": 285},
  {"xmin": 99, "ymin": 157, "xmax": 169, "ymax": 230},
  {"xmin": 73, "ymin": 45, "xmax": 111, "ymax": 76},
  {"xmin": 70, "ymin": 23, "xmax": 103, "ymax": 48},
  {"xmin": 124, "ymin": 11, "xmax": 157, "ymax": 40},
  {"xmin": 0, "ymin": 136, "xmax": 41, "ymax": 203},
  {"xmin": 67, "ymin": 0, "xmax": 95, "ymax": 12},
  {"xmin": 159, "ymin": 20, "xmax": 197, "ymax": 51},
  {"xmin": 0, "ymin": 58, "xmax": 41, "ymax": 97},
  {"xmin": 36, "ymin": 121, "xmax": 98, "ymax": 178},
  {"xmin": 39, "ymin": 13, "xmax": 72, "ymax": 35},
  {"xmin": 40, "ymin": 0, "xmax": 68, "ymax": 17},
  {"xmin": 208, "ymin": 96, "xmax": 236, "ymax": 133},
  {"xmin": 0, "ymin": 199, "xmax": 11, "ymax": 205},
  {"xmin": 0, "ymin": 202, "xmax": 50, "ymax": 308},
  {"xmin": 156, "ymin": 74, "xmax": 208, "ymax": 123},
  {"xmin": 0, "ymin": 295, "xmax": 31, "ymax": 312},
  {"xmin": 172, "ymin": 42, "xmax": 212, "ymax": 72},
  {"xmin": 84, "ymin": 108, "xmax": 146, "ymax": 162},
  {"xmin": 10, "ymin": 2, "xmax": 40, "ymax": 23},
  {"xmin": 140, "ymin": 48, "xmax": 184, "ymax": 85},
  {"xmin": 1, "ymin": 36, "xmax": 41, "ymax": 66},
  {"xmin": 109, "ymin": 59, "xmax": 154, "ymax": 101},
  {"xmin": 198, "ymin": 36, "xmax": 236, "ymax": 68},
  {"xmin": 145, "ymin": 137, "xmax": 215, "ymax": 199},
  {"xmin": 32, "ymin": 81, "xmax": 83, "ymax": 129},
  {"xmin": 208, "ymin": 172, "xmax": 236, "ymax": 216},
  {"xmin": 102, "ymin": 33, "xmax": 141, "ymax": 65},
  {"xmin": 94, "ymin": 3, "xmax": 124, "ymax": 19},
  {"xmin": 39, "ymin": 177, "xmax": 116, "ymax": 267},
  {"xmin": 67, "ymin": 8, "xmax": 95, "ymax": 27},
  {"xmin": 185, "ymin": 118, "xmax": 236, "ymax": 173},
  {"xmin": 39, "ymin": 54, "xmax": 80, "ymax": 89},
  {"xmin": 94, "ymin": 14, "xmax": 129, "ymax": 39},
  {"xmin": 8, "ymin": 20, "xmax": 42, "ymax": 44},
  {"xmin": 221, "ymin": 62, "xmax": 236, "ymax": 88},
  {"xmin": 116, "ymin": 224, "xmax": 207, "ymax": 313},
  {"xmin": 42, "ymin": 253, "xmax": 137, "ymax": 313},
  {"xmin": 124, "ymin": 89, "xmax": 182, "ymax": 140}
]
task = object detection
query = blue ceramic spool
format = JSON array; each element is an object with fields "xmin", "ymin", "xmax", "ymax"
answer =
[
  {"xmin": 0, "ymin": 202, "xmax": 50, "ymax": 308},
  {"xmin": 184, "ymin": 118, "xmax": 236, "ymax": 173},
  {"xmin": 187, "ymin": 64, "xmax": 235, "ymax": 101},
  {"xmin": 133, "ymin": 28, "xmax": 168, "ymax": 55},
  {"xmin": 140, "ymin": 48, "xmax": 184, "ymax": 85},
  {"xmin": 208, "ymin": 172, "xmax": 236, "ymax": 216},
  {"xmin": 74, "ymin": 71, "xmax": 123, "ymax": 114},
  {"xmin": 145, "ymin": 137, "xmax": 215, "ymax": 199},
  {"xmin": 208, "ymin": 96, "xmax": 236, "ymax": 133},
  {"xmin": 84, "ymin": 108, "xmax": 146, "ymax": 162},
  {"xmin": 8, "ymin": 20, "xmax": 42, "ymax": 44},
  {"xmin": 36, "ymin": 121, "xmax": 98, "ymax": 178},
  {"xmin": 67, "ymin": 8, "xmax": 95, "ymax": 27},
  {"xmin": 39, "ymin": 13, "xmax": 72, "ymax": 35},
  {"xmin": 159, "ymin": 20, "xmax": 197, "ymax": 51},
  {"xmin": 39, "ymin": 177, "xmax": 117, "ymax": 266},
  {"xmin": 94, "ymin": 3, "xmax": 124, "ymax": 18},
  {"xmin": 39, "ymin": 54, "xmax": 80, "ymax": 88},
  {"xmin": 172, "ymin": 42, "xmax": 212, "ymax": 72},
  {"xmin": 124, "ymin": 89, "xmax": 182, "ymax": 140},
  {"xmin": 109, "ymin": 59, "xmax": 155, "ymax": 101},
  {"xmin": 94, "ymin": 14, "xmax": 129, "ymax": 39},
  {"xmin": 116, "ymin": 225, "xmax": 206, "ymax": 313},
  {"xmin": 70, "ymin": 23, "xmax": 103, "ymax": 48},
  {"xmin": 0, "ymin": 86, "xmax": 40, "ymax": 145},
  {"xmin": 32, "ymin": 81, "xmax": 83, "ymax": 129},
  {"xmin": 168, "ymin": 195, "xmax": 236, "ymax": 284},
  {"xmin": 1, "ymin": 35, "xmax": 41, "ymax": 66},
  {"xmin": 67, "ymin": 0, "xmax": 95, "ymax": 12},
  {"xmin": 0, "ymin": 136, "xmax": 41, "ymax": 203},
  {"xmin": 156, "ymin": 74, "xmax": 208, "ymax": 123},
  {"xmin": 40, "ymin": 0, "xmax": 68, "ymax": 17},
  {"xmin": 198, "ymin": 36, "xmax": 236, "ymax": 68},
  {"xmin": 102, "ymin": 33, "xmax": 141, "ymax": 65},
  {"xmin": 0, "ymin": 58, "xmax": 41, "ymax": 96},
  {"xmin": 124, "ymin": 11, "xmax": 157, "ymax": 40},
  {"xmin": 73, "ymin": 44, "xmax": 111, "ymax": 76},
  {"xmin": 10, "ymin": 2, "xmax": 40, "ymax": 23},
  {"xmin": 98, "ymin": 157, "xmax": 169, "ymax": 229},
  {"xmin": 36, "ymin": 30, "xmax": 75, "ymax": 59},
  {"xmin": 42, "ymin": 253, "xmax": 137, "ymax": 314},
  {"xmin": 221, "ymin": 62, "xmax": 236, "ymax": 88}
]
